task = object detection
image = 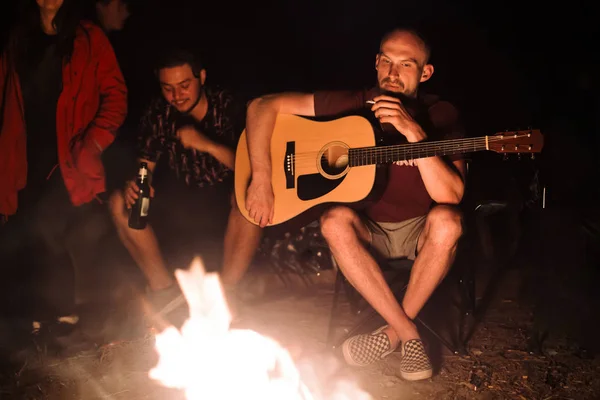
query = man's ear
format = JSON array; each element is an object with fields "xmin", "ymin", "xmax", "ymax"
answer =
[
  {"xmin": 199, "ymin": 69, "xmax": 207, "ymax": 85},
  {"xmin": 420, "ymin": 64, "xmax": 434, "ymax": 82}
]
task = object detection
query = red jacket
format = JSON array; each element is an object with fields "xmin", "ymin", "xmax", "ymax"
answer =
[{"xmin": 0, "ymin": 21, "xmax": 127, "ymax": 216}]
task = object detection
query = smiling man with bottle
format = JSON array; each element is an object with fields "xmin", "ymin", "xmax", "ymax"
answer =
[{"xmin": 109, "ymin": 47, "xmax": 262, "ymax": 329}]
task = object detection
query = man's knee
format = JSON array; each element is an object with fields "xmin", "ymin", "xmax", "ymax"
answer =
[
  {"xmin": 426, "ymin": 205, "xmax": 464, "ymax": 245},
  {"xmin": 319, "ymin": 206, "xmax": 357, "ymax": 240}
]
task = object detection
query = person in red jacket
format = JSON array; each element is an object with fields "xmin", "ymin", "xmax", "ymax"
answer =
[{"xmin": 0, "ymin": 0, "xmax": 127, "ymax": 327}]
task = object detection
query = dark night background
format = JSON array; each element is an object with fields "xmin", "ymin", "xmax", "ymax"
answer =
[
  {"xmin": 2, "ymin": 0, "xmax": 598, "ymax": 166},
  {"xmin": 3, "ymin": 0, "xmax": 599, "ymax": 188},
  {"xmin": 3, "ymin": 0, "xmax": 598, "ymax": 125}
]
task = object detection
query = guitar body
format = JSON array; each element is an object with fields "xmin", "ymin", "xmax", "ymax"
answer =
[
  {"xmin": 235, "ymin": 114, "xmax": 378, "ymax": 226},
  {"xmin": 235, "ymin": 113, "xmax": 544, "ymax": 227}
]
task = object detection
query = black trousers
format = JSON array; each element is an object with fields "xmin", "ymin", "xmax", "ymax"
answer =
[
  {"xmin": 147, "ymin": 174, "xmax": 233, "ymax": 274},
  {"xmin": 0, "ymin": 173, "xmax": 112, "ymax": 320}
]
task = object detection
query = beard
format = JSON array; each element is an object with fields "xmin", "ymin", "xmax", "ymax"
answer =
[
  {"xmin": 174, "ymin": 85, "xmax": 203, "ymax": 115},
  {"xmin": 377, "ymin": 78, "xmax": 407, "ymax": 97},
  {"xmin": 376, "ymin": 79, "xmax": 419, "ymax": 108}
]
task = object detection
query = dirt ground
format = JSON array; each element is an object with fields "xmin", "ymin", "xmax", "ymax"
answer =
[{"xmin": 1, "ymin": 256, "xmax": 599, "ymax": 400}]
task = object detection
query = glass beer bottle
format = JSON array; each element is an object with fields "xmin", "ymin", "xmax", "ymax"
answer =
[{"xmin": 128, "ymin": 162, "xmax": 151, "ymax": 229}]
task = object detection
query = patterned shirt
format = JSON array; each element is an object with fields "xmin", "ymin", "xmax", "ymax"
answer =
[{"xmin": 137, "ymin": 87, "xmax": 246, "ymax": 187}]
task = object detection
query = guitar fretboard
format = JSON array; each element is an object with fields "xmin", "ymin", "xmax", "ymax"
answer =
[{"xmin": 348, "ymin": 137, "xmax": 489, "ymax": 167}]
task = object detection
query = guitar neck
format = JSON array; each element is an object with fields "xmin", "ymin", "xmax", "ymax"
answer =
[{"xmin": 348, "ymin": 136, "xmax": 488, "ymax": 167}]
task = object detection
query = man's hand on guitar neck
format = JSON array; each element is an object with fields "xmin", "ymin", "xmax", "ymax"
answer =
[{"xmin": 245, "ymin": 175, "xmax": 275, "ymax": 227}]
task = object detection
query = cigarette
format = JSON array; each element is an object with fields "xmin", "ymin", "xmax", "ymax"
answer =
[{"xmin": 366, "ymin": 100, "xmax": 375, "ymax": 104}]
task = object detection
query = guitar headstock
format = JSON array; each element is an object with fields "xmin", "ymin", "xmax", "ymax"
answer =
[{"xmin": 488, "ymin": 129, "xmax": 544, "ymax": 155}]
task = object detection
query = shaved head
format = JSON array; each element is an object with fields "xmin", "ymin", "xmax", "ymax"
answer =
[
  {"xmin": 380, "ymin": 28, "xmax": 431, "ymax": 65},
  {"xmin": 375, "ymin": 27, "xmax": 434, "ymax": 97}
]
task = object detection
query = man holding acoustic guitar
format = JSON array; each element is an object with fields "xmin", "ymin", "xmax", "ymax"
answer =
[{"xmin": 239, "ymin": 27, "xmax": 467, "ymax": 381}]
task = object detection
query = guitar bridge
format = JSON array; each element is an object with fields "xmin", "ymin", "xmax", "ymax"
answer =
[{"xmin": 285, "ymin": 141, "xmax": 295, "ymax": 189}]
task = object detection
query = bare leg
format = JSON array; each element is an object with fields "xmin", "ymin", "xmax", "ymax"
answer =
[
  {"xmin": 108, "ymin": 191, "xmax": 174, "ymax": 291},
  {"xmin": 320, "ymin": 206, "xmax": 416, "ymax": 347},
  {"xmin": 402, "ymin": 205, "xmax": 463, "ymax": 321},
  {"xmin": 220, "ymin": 193, "xmax": 263, "ymax": 285}
]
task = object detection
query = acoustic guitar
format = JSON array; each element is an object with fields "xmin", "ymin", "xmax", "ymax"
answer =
[{"xmin": 235, "ymin": 114, "xmax": 544, "ymax": 226}]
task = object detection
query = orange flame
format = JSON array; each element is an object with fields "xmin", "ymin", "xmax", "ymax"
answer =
[{"xmin": 149, "ymin": 257, "xmax": 372, "ymax": 400}]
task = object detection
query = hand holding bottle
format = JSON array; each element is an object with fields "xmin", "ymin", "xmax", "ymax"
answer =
[
  {"xmin": 124, "ymin": 179, "xmax": 155, "ymax": 209},
  {"xmin": 128, "ymin": 162, "xmax": 153, "ymax": 230}
]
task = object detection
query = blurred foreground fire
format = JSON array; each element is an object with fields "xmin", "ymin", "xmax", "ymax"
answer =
[{"xmin": 149, "ymin": 257, "xmax": 372, "ymax": 400}]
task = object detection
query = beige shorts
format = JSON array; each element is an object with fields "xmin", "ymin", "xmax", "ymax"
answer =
[{"xmin": 364, "ymin": 215, "xmax": 427, "ymax": 261}]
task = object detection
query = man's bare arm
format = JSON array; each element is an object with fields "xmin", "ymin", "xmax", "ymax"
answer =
[
  {"xmin": 246, "ymin": 93, "xmax": 315, "ymax": 180},
  {"xmin": 244, "ymin": 93, "xmax": 315, "ymax": 227},
  {"xmin": 417, "ymin": 157, "xmax": 466, "ymax": 204},
  {"xmin": 401, "ymin": 123, "xmax": 466, "ymax": 204}
]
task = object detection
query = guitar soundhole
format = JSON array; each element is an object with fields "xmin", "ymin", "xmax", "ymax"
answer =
[{"xmin": 318, "ymin": 143, "xmax": 349, "ymax": 179}]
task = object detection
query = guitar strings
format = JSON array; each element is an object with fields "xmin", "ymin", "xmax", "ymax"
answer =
[
  {"xmin": 289, "ymin": 136, "xmax": 537, "ymax": 169},
  {"xmin": 290, "ymin": 139, "xmax": 487, "ymax": 162},
  {"xmin": 289, "ymin": 136, "xmax": 509, "ymax": 159},
  {"xmin": 289, "ymin": 136, "xmax": 512, "ymax": 163},
  {"xmin": 292, "ymin": 135, "xmax": 536, "ymax": 161}
]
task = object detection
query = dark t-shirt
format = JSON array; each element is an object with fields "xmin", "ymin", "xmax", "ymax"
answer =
[
  {"xmin": 314, "ymin": 88, "xmax": 465, "ymax": 222},
  {"xmin": 16, "ymin": 30, "xmax": 63, "ymax": 205}
]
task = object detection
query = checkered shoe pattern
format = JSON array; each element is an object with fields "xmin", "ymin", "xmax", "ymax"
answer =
[
  {"xmin": 342, "ymin": 325, "xmax": 396, "ymax": 367},
  {"xmin": 399, "ymin": 339, "xmax": 433, "ymax": 381}
]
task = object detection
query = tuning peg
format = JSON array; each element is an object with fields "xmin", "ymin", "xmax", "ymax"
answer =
[
  {"xmin": 503, "ymin": 154, "xmax": 509, "ymax": 161},
  {"xmin": 531, "ymin": 153, "xmax": 535, "ymax": 160},
  {"xmin": 517, "ymin": 153, "xmax": 521, "ymax": 160}
]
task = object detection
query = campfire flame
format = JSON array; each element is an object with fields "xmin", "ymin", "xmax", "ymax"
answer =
[{"xmin": 149, "ymin": 257, "xmax": 372, "ymax": 400}]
